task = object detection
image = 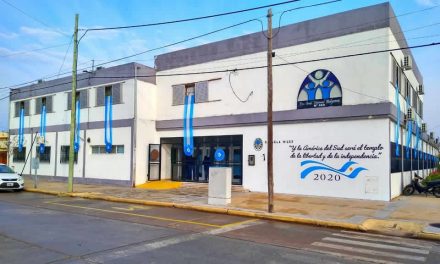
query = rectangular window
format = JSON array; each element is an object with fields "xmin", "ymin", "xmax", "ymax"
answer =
[
  {"xmin": 91, "ymin": 145, "xmax": 124, "ymax": 154},
  {"xmin": 96, "ymin": 83, "xmax": 122, "ymax": 106},
  {"xmin": 420, "ymin": 101, "xmax": 423, "ymax": 118},
  {"xmin": 67, "ymin": 90, "xmax": 89, "ymax": 110},
  {"xmin": 412, "ymin": 89, "xmax": 418, "ymax": 108},
  {"xmin": 405, "ymin": 81, "xmax": 411, "ymax": 99},
  {"xmin": 399, "ymin": 69, "xmax": 405, "ymax": 96},
  {"xmin": 392, "ymin": 60, "xmax": 398, "ymax": 87},
  {"xmin": 14, "ymin": 100, "xmax": 30, "ymax": 117},
  {"xmin": 60, "ymin": 146, "xmax": 78, "ymax": 163},
  {"xmin": 12, "ymin": 147, "xmax": 26, "ymax": 162},
  {"xmin": 36, "ymin": 146, "xmax": 51, "ymax": 163},
  {"xmin": 172, "ymin": 81, "xmax": 209, "ymax": 105},
  {"xmin": 35, "ymin": 96, "xmax": 53, "ymax": 114}
]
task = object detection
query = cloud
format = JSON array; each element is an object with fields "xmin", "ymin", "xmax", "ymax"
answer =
[
  {"xmin": 416, "ymin": 0, "xmax": 440, "ymax": 6},
  {"xmin": 20, "ymin": 26, "xmax": 64, "ymax": 41},
  {"xmin": 0, "ymin": 31, "xmax": 18, "ymax": 39}
]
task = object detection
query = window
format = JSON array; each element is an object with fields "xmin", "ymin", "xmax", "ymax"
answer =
[
  {"xmin": 14, "ymin": 101, "xmax": 30, "ymax": 117},
  {"xmin": 392, "ymin": 60, "xmax": 398, "ymax": 87},
  {"xmin": 172, "ymin": 81, "xmax": 209, "ymax": 105},
  {"xmin": 36, "ymin": 146, "xmax": 51, "ymax": 163},
  {"xmin": 67, "ymin": 90, "xmax": 89, "ymax": 110},
  {"xmin": 91, "ymin": 145, "xmax": 124, "ymax": 154},
  {"xmin": 399, "ymin": 69, "xmax": 405, "ymax": 96},
  {"xmin": 60, "ymin": 146, "xmax": 78, "ymax": 163},
  {"xmin": 96, "ymin": 84, "xmax": 122, "ymax": 106},
  {"xmin": 405, "ymin": 81, "xmax": 411, "ymax": 99},
  {"xmin": 420, "ymin": 100, "xmax": 423, "ymax": 118},
  {"xmin": 412, "ymin": 89, "xmax": 418, "ymax": 108},
  {"xmin": 35, "ymin": 96, "xmax": 53, "ymax": 114},
  {"xmin": 12, "ymin": 147, "xmax": 26, "ymax": 162}
]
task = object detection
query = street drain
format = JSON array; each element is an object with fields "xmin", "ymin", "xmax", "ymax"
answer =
[{"xmin": 429, "ymin": 223, "xmax": 440, "ymax": 228}]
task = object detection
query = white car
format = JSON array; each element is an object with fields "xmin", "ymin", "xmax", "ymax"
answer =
[{"xmin": 0, "ymin": 164, "xmax": 24, "ymax": 191}]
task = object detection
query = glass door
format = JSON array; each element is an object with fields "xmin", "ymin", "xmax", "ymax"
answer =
[{"xmin": 148, "ymin": 144, "xmax": 161, "ymax": 181}]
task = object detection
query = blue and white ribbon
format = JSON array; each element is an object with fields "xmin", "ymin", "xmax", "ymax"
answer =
[
  {"xmin": 74, "ymin": 100, "xmax": 80, "ymax": 153},
  {"xmin": 104, "ymin": 95, "xmax": 113, "ymax": 153},
  {"xmin": 414, "ymin": 120, "xmax": 420, "ymax": 158},
  {"xmin": 183, "ymin": 93, "xmax": 194, "ymax": 156},
  {"xmin": 405, "ymin": 99, "xmax": 412, "ymax": 159},
  {"xmin": 394, "ymin": 84, "xmax": 401, "ymax": 156},
  {"xmin": 39, "ymin": 105, "xmax": 46, "ymax": 154},
  {"xmin": 18, "ymin": 108, "xmax": 24, "ymax": 152}
]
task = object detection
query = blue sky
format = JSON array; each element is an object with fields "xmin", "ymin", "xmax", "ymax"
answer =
[{"xmin": 0, "ymin": 0, "xmax": 439, "ymax": 135}]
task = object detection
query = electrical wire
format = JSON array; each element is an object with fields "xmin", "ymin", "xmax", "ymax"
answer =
[
  {"xmin": 228, "ymin": 71, "xmax": 253, "ymax": 103},
  {"xmin": 0, "ymin": 43, "xmax": 72, "ymax": 58},
  {"xmin": 57, "ymin": 35, "xmax": 74, "ymax": 78},
  {"xmin": 271, "ymin": 0, "xmax": 342, "ymax": 39},
  {"xmin": 82, "ymin": 0, "xmax": 301, "ymax": 31},
  {"xmin": 0, "ymin": 0, "xmax": 70, "ymax": 37},
  {"xmin": 1, "ymin": 2, "xmax": 438, "ymax": 91},
  {"xmin": 275, "ymin": 54, "xmax": 390, "ymax": 103},
  {"xmin": 2, "ymin": 41, "xmax": 439, "ymax": 102}
]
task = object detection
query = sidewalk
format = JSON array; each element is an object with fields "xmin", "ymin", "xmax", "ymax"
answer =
[{"xmin": 23, "ymin": 178, "xmax": 440, "ymax": 241}]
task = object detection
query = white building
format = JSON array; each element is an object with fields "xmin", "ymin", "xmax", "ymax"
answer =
[{"xmin": 8, "ymin": 3, "xmax": 439, "ymax": 200}]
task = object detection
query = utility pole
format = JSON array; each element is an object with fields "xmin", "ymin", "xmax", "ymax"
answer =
[
  {"xmin": 267, "ymin": 8, "xmax": 274, "ymax": 213},
  {"xmin": 68, "ymin": 14, "xmax": 79, "ymax": 192}
]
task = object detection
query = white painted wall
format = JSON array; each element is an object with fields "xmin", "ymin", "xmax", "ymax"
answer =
[
  {"xmin": 134, "ymin": 80, "xmax": 158, "ymax": 185},
  {"xmin": 156, "ymin": 28, "xmax": 391, "ymax": 121},
  {"xmin": 158, "ymin": 118, "xmax": 390, "ymax": 201},
  {"xmin": 85, "ymin": 127, "xmax": 132, "ymax": 181}
]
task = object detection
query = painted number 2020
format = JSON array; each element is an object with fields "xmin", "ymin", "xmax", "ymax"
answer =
[{"xmin": 313, "ymin": 174, "xmax": 341, "ymax": 181}]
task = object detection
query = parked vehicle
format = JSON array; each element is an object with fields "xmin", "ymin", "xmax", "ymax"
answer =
[
  {"xmin": 403, "ymin": 174, "xmax": 440, "ymax": 198},
  {"xmin": 0, "ymin": 164, "xmax": 24, "ymax": 191}
]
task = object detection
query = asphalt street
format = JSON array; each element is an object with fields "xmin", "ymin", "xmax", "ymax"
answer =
[{"xmin": 0, "ymin": 192, "xmax": 439, "ymax": 264}]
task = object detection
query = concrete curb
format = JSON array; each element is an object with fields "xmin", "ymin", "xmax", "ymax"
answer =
[{"xmin": 24, "ymin": 188, "xmax": 440, "ymax": 241}]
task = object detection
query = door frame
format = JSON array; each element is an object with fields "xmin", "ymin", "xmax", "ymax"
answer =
[{"xmin": 148, "ymin": 144, "xmax": 161, "ymax": 181}]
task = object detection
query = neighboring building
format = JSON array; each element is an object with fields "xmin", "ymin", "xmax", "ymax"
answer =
[
  {"xmin": 8, "ymin": 3, "xmax": 439, "ymax": 200},
  {"xmin": 0, "ymin": 132, "xmax": 8, "ymax": 164}
]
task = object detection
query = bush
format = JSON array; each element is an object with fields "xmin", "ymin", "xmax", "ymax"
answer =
[{"xmin": 424, "ymin": 171, "xmax": 440, "ymax": 183}]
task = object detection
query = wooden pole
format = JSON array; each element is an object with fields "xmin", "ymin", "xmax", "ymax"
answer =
[
  {"xmin": 68, "ymin": 14, "xmax": 79, "ymax": 192},
  {"xmin": 267, "ymin": 8, "xmax": 274, "ymax": 213}
]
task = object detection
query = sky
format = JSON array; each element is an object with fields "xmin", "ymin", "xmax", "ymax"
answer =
[{"xmin": 0, "ymin": 0, "xmax": 439, "ymax": 136}]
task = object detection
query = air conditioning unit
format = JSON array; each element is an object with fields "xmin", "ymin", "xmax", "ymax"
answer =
[
  {"xmin": 402, "ymin": 55, "xmax": 412, "ymax": 70},
  {"xmin": 406, "ymin": 108, "xmax": 414, "ymax": 121},
  {"xmin": 418, "ymin": 84, "xmax": 424, "ymax": 95},
  {"xmin": 422, "ymin": 123, "xmax": 427, "ymax": 132}
]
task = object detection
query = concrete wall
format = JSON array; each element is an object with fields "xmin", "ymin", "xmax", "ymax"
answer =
[
  {"xmin": 156, "ymin": 28, "xmax": 391, "ymax": 122},
  {"xmin": 158, "ymin": 118, "xmax": 391, "ymax": 201}
]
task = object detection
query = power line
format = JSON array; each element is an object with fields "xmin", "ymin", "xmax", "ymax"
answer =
[
  {"xmin": 83, "ymin": 0, "xmax": 301, "ymax": 31},
  {"xmin": 275, "ymin": 54, "xmax": 390, "ymax": 103},
  {"xmin": 1, "ymin": 2, "xmax": 437, "ymax": 91},
  {"xmin": 2, "ymin": 42, "xmax": 439, "ymax": 102},
  {"xmin": 0, "ymin": 43, "xmax": 71, "ymax": 58},
  {"xmin": 0, "ymin": 0, "xmax": 70, "ymax": 37},
  {"xmin": 57, "ymin": 35, "xmax": 74, "ymax": 77}
]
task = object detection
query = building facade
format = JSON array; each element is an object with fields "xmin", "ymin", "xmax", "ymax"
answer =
[
  {"xmin": 0, "ymin": 132, "xmax": 8, "ymax": 164},
  {"xmin": 8, "ymin": 3, "xmax": 439, "ymax": 200}
]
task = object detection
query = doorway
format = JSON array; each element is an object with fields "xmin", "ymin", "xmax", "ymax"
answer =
[{"xmin": 161, "ymin": 135, "xmax": 243, "ymax": 185}]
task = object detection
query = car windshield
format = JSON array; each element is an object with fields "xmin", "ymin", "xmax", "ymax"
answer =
[{"xmin": 0, "ymin": 165, "xmax": 15, "ymax": 174}]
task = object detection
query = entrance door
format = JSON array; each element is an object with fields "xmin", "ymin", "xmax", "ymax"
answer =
[{"xmin": 148, "ymin": 144, "xmax": 161, "ymax": 181}]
